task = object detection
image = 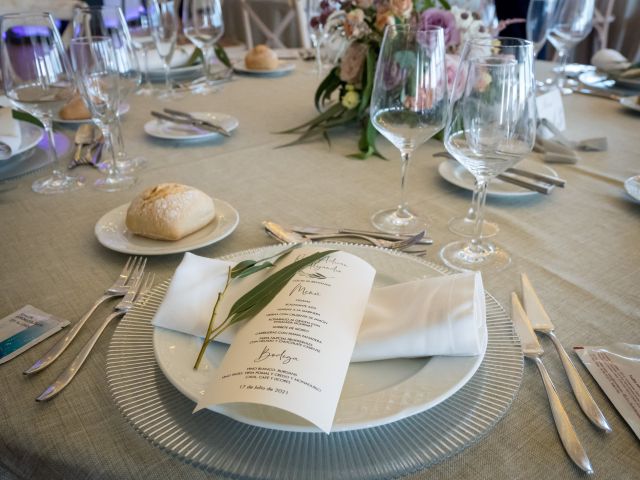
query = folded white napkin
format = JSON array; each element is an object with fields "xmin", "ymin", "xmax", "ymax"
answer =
[
  {"xmin": 591, "ymin": 49, "xmax": 631, "ymax": 73},
  {"xmin": 0, "ymin": 108, "xmax": 21, "ymax": 158},
  {"xmin": 139, "ymin": 45, "xmax": 196, "ymax": 72},
  {"xmin": 535, "ymin": 118, "xmax": 607, "ymax": 164},
  {"xmin": 152, "ymin": 253, "xmax": 487, "ymax": 362}
]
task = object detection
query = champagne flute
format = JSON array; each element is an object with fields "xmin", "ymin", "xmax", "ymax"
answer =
[
  {"xmin": 547, "ymin": 0, "xmax": 594, "ymax": 94},
  {"xmin": 370, "ymin": 25, "xmax": 447, "ymax": 234},
  {"xmin": 527, "ymin": 0, "xmax": 558, "ymax": 89},
  {"xmin": 0, "ymin": 13, "xmax": 84, "ymax": 194},
  {"xmin": 70, "ymin": 37, "xmax": 136, "ymax": 191},
  {"xmin": 181, "ymin": 0, "xmax": 224, "ymax": 94},
  {"xmin": 147, "ymin": 0, "xmax": 179, "ymax": 100},
  {"xmin": 72, "ymin": 5, "xmax": 145, "ymax": 173},
  {"xmin": 440, "ymin": 37, "xmax": 536, "ymax": 273}
]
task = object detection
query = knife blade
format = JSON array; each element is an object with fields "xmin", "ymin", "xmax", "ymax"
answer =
[
  {"xmin": 291, "ymin": 225, "xmax": 433, "ymax": 245},
  {"xmin": 511, "ymin": 292, "xmax": 594, "ymax": 474},
  {"xmin": 521, "ymin": 273, "xmax": 611, "ymax": 432},
  {"xmin": 497, "ymin": 173, "xmax": 554, "ymax": 194},
  {"xmin": 507, "ymin": 167, "xmax": 566, "ymax": 187},
  {"xmin": 263, "ymin": 221, "xmax": 306, "ymax": 244},
  {"xmin": 163, "ymin": 108, "xmax": 231, "ymax": 135},
  {"xmin": 150, "ymin": 111, "xmax": 231, "ymax": 137}
]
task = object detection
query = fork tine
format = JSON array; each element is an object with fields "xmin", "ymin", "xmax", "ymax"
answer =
[{"xmin": 120, "ymin": 256, "xmax": 135, "ymax": 277}]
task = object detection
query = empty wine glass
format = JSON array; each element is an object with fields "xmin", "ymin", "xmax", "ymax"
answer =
[
  {"xmin": 0, "ymin": 13, "xmax": 84, "ymax": 194},
  {"xmin": 526, "ymin": 0, "xmax": 557, "ymax": 89},
  {"xmin": 306, "ymin": 0, "xmax": 334, "ymax": 77},
  {"xmin": 73, "ymin": 5, "xmax": 145, "ymax": 173},
  {"xmin": 182, "ymin": 0, "xmax": 224, "ymax": 94},
  {"xmin": 547, "ymin": 0, "xmax": 594, "ymax": 94},
  {"xmin": 128, "ymin": 1, "xmax": 156, "ymax": 96},
  {"xmin": 70, "ymin": 37, "xmax": 136, "ymax": 191},
  {"xmin": 147, "ymin": 0, "xmax": 179, "ymax": 99},
  {"xmin": 370, "ymin": 25, "xmax": 447, "ymax": 234},
  {"xmin": 440, "ymin": 37, "xmax": 536, "ymax": 273}
]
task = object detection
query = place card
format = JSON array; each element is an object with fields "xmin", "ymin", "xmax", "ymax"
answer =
[
  {"xmin": 575, "ymin": 343, "xmax": 640, "ymax": 440},
  {"xmin": 536, "ymin": 88, "xmax": 566, "ymax": 138},
  {"xmin": 195, "ymin": 247, "xmax": 376, "ymax": 433},
  {"xmin": 0, "ymin": 305, "xmax": 69, "ymax": 364}
]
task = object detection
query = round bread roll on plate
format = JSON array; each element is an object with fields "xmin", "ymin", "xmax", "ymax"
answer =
[
  {"xmin": 244, "ymin": 44, "xmax": 279, "ymax": 70},
  {"xmin": 126, "ymin": 183, "xmax": 216, "ymax": 241}
]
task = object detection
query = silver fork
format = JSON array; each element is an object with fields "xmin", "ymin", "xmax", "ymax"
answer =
[
  {"xmin": 24, "ymin": 257, "xmax": 146, "ymax": 375},
  {"xmin": 298, "ymin": 230, "xmax": 426, "ymax": 250},
  {"xmin": 36, "ymin": 271, "xmax": 154, "ymax": 401}
]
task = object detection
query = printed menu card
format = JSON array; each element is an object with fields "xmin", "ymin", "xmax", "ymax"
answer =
[{"xmin": 194, "ymin": 248, "xmax": 376, "ymax": 433}]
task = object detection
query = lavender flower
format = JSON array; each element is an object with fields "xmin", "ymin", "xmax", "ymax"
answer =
[{"xmin": 419, "ymin": 8, "xmax": 460, "ymax": 47}]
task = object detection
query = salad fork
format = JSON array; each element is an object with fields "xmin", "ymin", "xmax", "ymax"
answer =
[
  {"xmin": 24, "ymin": 257, "xmax": 146, "ymax": 375},
  {"xmin": 36, "ymin": 271, "xmax": 154, "ymax": 401}
]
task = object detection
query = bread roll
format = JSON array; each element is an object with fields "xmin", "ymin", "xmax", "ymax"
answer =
[
  {"xmin": 59, "ymin": 95, "xmax": 91, "ymax": 120},
  {"xmin": 126, "ymin": 183, "xmax": 216, "ymax": 241},
  {"xmin": 245, "ymin": 45, "xmax": 279, "ymax": 70}
]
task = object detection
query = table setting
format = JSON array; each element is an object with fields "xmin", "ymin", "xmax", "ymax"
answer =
[{"xmin": 0, "ymin": 1, "xmax": 639, "ymax": 479}]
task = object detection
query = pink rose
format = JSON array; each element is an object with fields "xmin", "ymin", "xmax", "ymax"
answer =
[
  {"xmin": 339, "ymin": 42, "xmax": 368, "ymax": 86},
  {"xmin": 390, "ymin": 0, "xmax": 412, "ymax": 19}
]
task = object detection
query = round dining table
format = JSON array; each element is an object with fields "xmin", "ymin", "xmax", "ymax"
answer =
[{"xmin": 0, "ymin": 59, "xmax": 639, "ymax": 479}]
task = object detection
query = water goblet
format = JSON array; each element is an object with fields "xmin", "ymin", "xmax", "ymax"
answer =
[
  {"xmin": 73, "ymin": 5, "xmax": 145, "ymax": 173},
  {"xmin": 148, "ymin": 0, "xmax": 180, "ymax": 100},
  {"xmin": 369, "ymin": 24, "xmax": 447, "ymax": 234},
  {"xmin": 70, "ymin": 37, "xmax": 136, "ymax": 191},
  {"xmin": 182, "ymin": 0, "xmax": 225, "ymax": 94},
  {"xmin": 440, "ymin": 37, "xmax": 536, "ymax": 273},
  {"xmin": 0, "ymin": 13, "xmax": 84, "ymax": 194},
  {"xmin": 547, "ymin": 0, "xmax": 595, "ymax": 94}
]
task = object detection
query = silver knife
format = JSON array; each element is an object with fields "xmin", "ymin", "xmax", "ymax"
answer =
[
  {"xmin": 291, "ymin": 225, "xmax": 433, "ymax": 245},
  {"xmin": 507, "ymin": 167, "xmax": 566, "ymax": 187},
  {"xmin": 497, "ymin": 173, "xmax": 554, "ymax": 194},
  {"xmin": 150, "ymin": 111, "xmax": 231, "ymax": 137},
  {"xmin": 521, "ymin": 273, "xmax": 611, "ymax": 432},
  {"xmin": 511, "ymin": 292, "xmax": 593, "ymax": 474},
  {"xmin": 263, "ymin": 221, "xmax": 307, "ymax": 244}
]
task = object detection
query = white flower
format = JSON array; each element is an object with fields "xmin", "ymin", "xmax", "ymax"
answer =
[
  {"xmin": 467, "ymin": 20, "xmax": 489, "ymax": 39},
  {"xmin": 452, "ymin": 6, "xmax": 474, "ymax": 31}
]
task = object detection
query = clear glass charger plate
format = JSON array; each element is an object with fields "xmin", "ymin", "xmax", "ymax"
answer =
[{"xmin": 106, "ymin": 243, "xmax": 523, "ymax": 479}]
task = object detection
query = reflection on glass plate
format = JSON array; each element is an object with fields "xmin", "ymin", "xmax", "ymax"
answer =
[
  {"xmin": 94, "ymin": 198, "xmax": 239, "ymax": 255},
  {"xmin": 233, "ymin": 60, "xmax": 295, "ymax": 76},
  {"xmin": 620, "ymin": 96, "xmax": 640, "ymax": 113},
  {"xmin": 106, "ymin": 243, "xmax": 522, "ymax": 479},
  {"xmin": 144, "ymin": 112, "xmax": 239, "ymax": 141},
  {"xmin": 438, "ymin": 158, "xmax": 559, "ymax": 197},
  {"xmin": 0, "ymin": 120, "xmax": 43, "ymax": 161}
]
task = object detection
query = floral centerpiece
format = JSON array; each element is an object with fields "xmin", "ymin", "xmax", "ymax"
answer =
[{"xmin": 283, "ymin": 0, "xmax": 520, "ymax": 159}]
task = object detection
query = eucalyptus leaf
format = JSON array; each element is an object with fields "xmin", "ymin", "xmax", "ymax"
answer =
[
  {"xmin": 235, "ymin": 261, "xmax": 275, "ymax": 278},
  {"xmin": 394, "ymin": 50, "xmax": 416, "ymax": 69},
  {"xmin": 214, "ymin": 44, "xmax": 232, "ymax": 68}
]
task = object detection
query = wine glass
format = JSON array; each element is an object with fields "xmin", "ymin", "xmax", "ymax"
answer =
[
  {"xmin": 0, "ymin": 13, "xmax": 85, "ymax": 194},
  {"xmin": 182, "ymin": 0, "xmax": 224, "ymax": 94},
  {"xmin": 440, "ymin": 37, "xmax": 536, "ymax": 273},
  {"xmin": 147, "ymin": 0, "xmax": 179, "ymax": 99},
  {"xmin": 306, "ymin": 0, "xmax": 333, "ymax": 77},
  {"xmin": 72, "ymin": 5, "xmax": 145, "ymax": 173},
  {"xmin": 70, "ymin": 37, "xmax": 136, "ymax": 191},
  {"xmin": 370, "ymin": 25, "xmax": 447, "ymax": 234},
  {"xmin": 527, "ymin": 0, "xmax": 558, "ymax": 89},
  {"xmin": 128, "ymin": 1, "xmax": 156, "ymax": 96},
  {"xmin": 547, "ymin": 0, "xmax": 595, "ymax": 94}
]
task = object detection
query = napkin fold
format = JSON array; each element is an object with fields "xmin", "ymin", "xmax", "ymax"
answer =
[
  {"xmin": 535, "ymin": 118, "xmax": 607, "ymax": 164},
  {"xmin": 152, "ymin": 253, "xmax": 487, "ymax": 363},
  {"xmin": 0, "ymin": 109, "xmax": 21, "ymax": 158}
]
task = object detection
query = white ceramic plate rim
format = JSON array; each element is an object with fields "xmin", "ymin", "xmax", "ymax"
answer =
[
  {"xmin": 94, "ymin": 198, "xmax": 239, "ymax": 255},
  {"xmin": 144, "ymin": 112, "xmax": 239, "ymax": 140},
  {"xmin": 233, "ymin": 60, "xmax": 295, "ymax": 75},
  {"xmin": 620, "ymin": 96, "xmax": 640, "ymax": 112},
  {"xmin": 1, "ymin": 120, "xmax": 44, "ymax": 161},
  {"xmin": 438, "ymin": 158, "xmax": 558, "ymax": 197},
  {"xmin": 152, "ymin": 244, "xmax": 488, "ymax": 433},
  {"xmin": 579, "ymin": 71, "xmax": 640, "ymax": 89},
  {"xmin": 54, "ymin": 102, "xmax": 130, "ymax": 124}
]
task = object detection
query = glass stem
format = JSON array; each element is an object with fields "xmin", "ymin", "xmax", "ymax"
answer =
[
  {"xmin": 101, "ymin": 124, "xmax": 119, "ymax": 180},
  {"xmin": 469, "ymin": 180, "xmax": 488, "ymax": 254},
  {"xmin": 465, "ymin": 188, "xmax": 479, "ymax": 222},
  {"xmin": 202, "ymin": 45, "xmax": 213, "ymax": 84},
  {"xmin": 397, "ymin": 150, "xmax": 411, "ymax": 217},
  {"xmin": 554, "ymin": 50, "xmax": 568, "ymax": 90},
  {"xmin": 163, "ymin": 60, "xmax": 171, "ymax": 93},
  {"xmin": 143, "ymin": 44, "xmax": 152, "ymax": 88},
  {"xmin": 42, "ymin": 117, "xmax": 63, "ymax": 178},
  {"xmin": 114, "ymin": 116, "xmax": 126, "ymax": 161}
]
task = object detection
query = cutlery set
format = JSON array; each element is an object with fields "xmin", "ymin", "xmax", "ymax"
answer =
[
  {"xmin": 69, "ymin": 124, "xmax": 104, "ymax": 169},
  {"xmin": 512, "ymin": 273, "xmax": 610, "ymax": 474},
  {"xmin": 151, "ymin": 108, "xmax": 231, "ymax": 136},
  {"xmin": 25, "ymin": 257, "xmax": 152, "ymax": 400}
]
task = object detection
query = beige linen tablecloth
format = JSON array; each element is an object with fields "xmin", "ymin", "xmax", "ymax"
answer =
[{"xmin": 0, "ymin": 62, "xmax": 639, "ymax": 479}]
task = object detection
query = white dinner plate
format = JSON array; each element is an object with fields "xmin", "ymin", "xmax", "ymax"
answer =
[
  {"xmin": 94, "ymin": 199, "xmax": 239, "ymax": 255},
  {"xmin": 144, "ymin": 112, "xmax": 239, "ymax": 141},
  {"xmin": 579, "ymin": 71, "xmax": 640, "ymax": 90},
  {"xmin": 438, "ymin": 158, "xmax": 559, "ymax": 197},
  {"xmin": 624, "ymin": 175, "xmax": 640, "ymax": 202},
  {"xmin": 153, "ymin": 244, "xmax": 488, "ymax": 432},
  {"xmin": 233, "ymin": 60, "xmax": 295, "ymax": 76},
  {"xmin": 1, "ymin": 120, "xmax": 44, "ymax": 161},
  {"xmin": 54, "ymin": 102, "xmax": 130, "ymax": 124},
  {"xmin": 620, "ymin": 96, "xmax": 640, "ymax": 113}
]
